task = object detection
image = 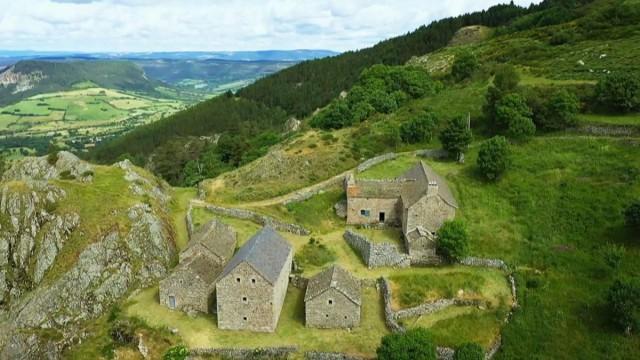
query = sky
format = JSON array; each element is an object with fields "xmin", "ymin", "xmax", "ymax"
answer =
[{"xmin": 0, "ymin": 0, "xmax": 537, "ymax": 53}]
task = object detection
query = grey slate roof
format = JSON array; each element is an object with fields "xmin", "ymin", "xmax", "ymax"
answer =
[
  {"xmin": 188, "ymin": 219, "xmax": 237, "ymax": 261},
  {"xmin": 304, "ymin": 265, "xmax": 361, "ymax": 306},
  {"xmin": 352, "ymin": 180, "xmax": 406, "ymax": 199},
  {"xmin": 175, "ymin": 252, "xmax": 222, "ymax": 285},
  {"xmin": 400, "ymin": 161, "xmax": 458, "ymax": 208},
  {"xmin": 218, "ymin": 227, "xmax": 292, "ymax": 285}
]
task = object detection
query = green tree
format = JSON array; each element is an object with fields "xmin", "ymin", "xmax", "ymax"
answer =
[
  {"xmin": 377, "ymin": 327, "xmax": 437, "ymax": 360},
  {"xmin": 596, "ymin": 72, "xmax": 640, "ymax": 113},
  {"xmin": 400, "ymin": 112, "xmax": 438, "ymax": 144},
  {"xmin": 496, "ymin": 93, "xmax": 535, "ymax": 139},
  {"xmin": 452, "ymin": 51, "xmax": 479, "ymax": 81},
  {"xmin": 477, "ymin": 136, "xmax": 510, "ymax": 180},
  {"xmin": 624, "ymin": 200, "xmax": 640, "ymax": 229},
  {"xmin": 539, "ymin": 89, "xmax": 580, "ymax": 130},
  {"xmin": 439, "ymin": 116, "xmax": 472, "ymax": 160},
  {"xmin": 607, "ymin": 279, "xmax": 640, "ymax": 334},
  {"xmin": 483, "ymin": 64, "xmax": 521, "ymax": 127},
  {"xmin": 454, "ymin": 343, "xmax": 485, "ymax": 360},
  {"xmin": 437, "ymin": 219, "xmax": 470, "ymax": 261}
]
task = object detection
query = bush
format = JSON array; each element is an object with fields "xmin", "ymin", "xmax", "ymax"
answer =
[
  {"xmin": 601, "ymin": 243, "xmax": 625, "ymax": 270},
  {"xmin": 607, "ymin": 279, "xmax": 640, "ymax": 334},
  {"xmin": 437, "ymin": 219, "xmax": 470, "ymax": 261},
  {"xmin": 495, "ymin": 93, "xmax": 535, "ymax": 139},
  {"xmin": 59, "ymin": 170, "xmax": 76, "ymax": 180},
  {"xmin": 377, "ymin": 327, "xmax": 436, "ymax": 360},
  {"xmin": 529, "ymin": 89, "xmax": 580, "ymax": 131},
  {"xmin": 454, "ymin": 342, "xmax": 484, "ymax": 360},
  {"xmin": 400, "ymin": 112, "xmax": 438, "ymax": 144},
  {"xmin": 294, "ymin": 238, "xmax": 337, "ymax": 268},
  {"xmin": 493, "ymin": 64, "xmax": 520, "ymax": 93},
  {"xmin": 595, "ymin": 72, "xmax": 640, "ymax": 113},
  {"xmin": 452, "ymin": 51, "xmax": 479, "ymax": 81},
  {"xmin": 439, "ymin": 116, "xmax": 472, "ymax": 159},
  {"xmin": 624, "ymin": 200, "xmax": 640, "ymax": 229},
  {"xmin": 164, "ymin": 345, "xmax": 189, "ymax": 360},
  {"xmin": 477, "ymin": 136, "xmax": 511, "ymax": 180}
]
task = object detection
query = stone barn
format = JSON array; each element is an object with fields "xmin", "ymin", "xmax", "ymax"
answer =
[
  {"xmin": 304, "ymin": 265, "xmax": 361, "ymax": 328},
  {"xmin": 216, "ymin": 227, "xmax": 293, "ymax": 332},
  {"xmin": 159, "ymin": 219, "xmax": 237, "ymax": 313},
  {"xmin": 345, "ymin": 161, "xmax": 457, "ymax": 263}
]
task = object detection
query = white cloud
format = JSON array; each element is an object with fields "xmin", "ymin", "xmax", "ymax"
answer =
[{"xmin": 0, "ymin": 0, "xmax": 538, "ymax": 52}]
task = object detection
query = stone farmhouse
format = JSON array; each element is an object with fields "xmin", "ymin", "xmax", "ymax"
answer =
[
  {"xmin": 216, "ymin": 227, "xmax": 293, "ymax": 332},
  {"xmin": 304, "ymin": 265, "xmax": 361, "ymax": 329},
  {"xmin": 160, "ymin": 220, "xmax": 238, "ymax": 314},
  {"xmin": 345, "ymin": 161, "xmax": 458, "ymax": 263}
]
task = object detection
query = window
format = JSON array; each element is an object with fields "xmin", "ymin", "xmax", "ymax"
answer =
[
  {"xmin": 344, "ymin": 315, "xmax": 348, "ymax": 319},
  {"xmin": 243, "ymin": 316, "xmax": 247, "ymax": 321},
  {"xmin": 251, "ymin": 278, "xmax": 256, "ymax": 284},
  {"xmin": 360, "ymin": 209, "xmax": 370, "ymax": 217},
  {"xmin": 236, "ymin": 277, "xmax": 241, "ymax": 283},
  {"xmin": 325, "ymin": 314, "xmax": 329, "ymax": 318},
  {"xmin": 379, "ymin": 212, "xmax": 385, "ymax": 222},
  {"xmin": 242, "ymin": 296, "xmax": 248, "ymax": 303},
  {"xmin": 168, "ymin": 295, "xmax": 176, "ymax": 310},
  {"xmin": 328, "ymin": 299, "xmax": 333, "ymax": 305}
]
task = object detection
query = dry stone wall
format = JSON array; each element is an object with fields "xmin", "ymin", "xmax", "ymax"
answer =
[
  {"xmin": 305, "ymin": 352, "xmax": 369, "ymax": 360},
  {"xmin": 203, "ymin": 205, "xmax": 310, "ymax": 236},
  {"xmin": 343, "ymin": 230, "xmax": 410, "ymax": 268},
  {"xmin": 189, "ymin": 346, "xmax": 297, "ymax": 359},
  {"xmin": 459, "ymin": 257, "xmax": 509, "ymax": 271},
  {"xmin": 356, "ymin": 153, "xmax": 397, "ymax": 173}
]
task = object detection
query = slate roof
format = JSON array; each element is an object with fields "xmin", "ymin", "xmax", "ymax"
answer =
[
  {"xmin": 218, "ymin": 227, "xmax": 292, "ymax": 285},
  {"xmin": 187, "ymin": 219, "xmax": 237, "ymax": 261},
  {"xmin": 304, "ymin": 265, "xmax": 361, "ymax": 306},
  {"xmin": 352, "ymin": 180, "xmax": 406, "ymax": 199},
  {"xmin": 400, "ymin": 161, "xmax": 458, "ymax": 208},
  {"xmin": 175, "ymin": 252, "xmax": 222, "ymax": 286}
]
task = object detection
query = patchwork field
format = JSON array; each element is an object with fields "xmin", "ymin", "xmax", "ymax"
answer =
[{"xmin": 0, "ymin": 87, "xmax": 185, "ymax": 154}]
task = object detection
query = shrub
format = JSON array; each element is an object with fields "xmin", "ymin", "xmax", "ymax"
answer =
[
  {"xmin": 454, "ymin": 342, "xmax": 484, "ymax": 360},
  {"xmin": 377, "ymin": 327, "xmax": 436, "ymax": 360},
  {"xmin": 400, "ymin": 112, "xmax": 438, "ymax": 144},
  {"xmin": 595, "ymin": 72, "xmax": 640, "ymax": 113},
  {"xmin": 601, "ymin": 243, "xmax": 625, "ymax": 270},
  {"xmin": 607, "ymin": 279, "xmax": 640, "ymax": 334},
  {"xmin": 437, "ymin": 220, "xmax": 470, "ymax": 261},
  {"xmin": 495, "ymin": 93, "xmax": 535, "ymax": 139},
  {"xmin": 624, "ymin": 200, "xmax": 640, "ymax": 229},
  {"xmin": 294, "ymin": 238, "xmax": 337, "ymax": 268},
  {"xmin": 59, "ymin": 170, "xmax": 76, "ymax": 180},
  {"xmin": 477, "ymin": 136, "xmax": 511, "ymax": 180},
  {"xmin": 164, "ymin": 345, "xmax": 189, "ymax": 360},
  {"xmin": 452, "ymin": 51, "xmax": 479, "ymax": 81},
  {"xmin": 529, "ymin": 88, "xmax": 580, "ymax": 131},
  {"xmin": 493, "ymin": 64, "xmax": 520, "ymax": 93},
  {"xmin": 439, "ymin": 116, "xmax": 472, "ymax": 159}
]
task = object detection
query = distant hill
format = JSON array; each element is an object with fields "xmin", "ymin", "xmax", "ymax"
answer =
[{"xmin": 0, "ymin": 60, "xmax": 162, "ymax": 106}]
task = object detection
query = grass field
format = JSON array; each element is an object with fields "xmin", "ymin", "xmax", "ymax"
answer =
[{"xmin": 0, "ymin": 86, "xmax": 185, "ymax": 155}]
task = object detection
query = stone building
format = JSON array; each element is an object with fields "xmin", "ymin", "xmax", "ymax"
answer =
[
  {"xmin": 345, "ymin": 161, "xmax": 457, "ymax": 262},
  {"xmin": 216, "ymin": 227, "xmax": 293, "ymax": 332},
  {"xmin": 304, "ymin": 265, "xmax": 361, "ymax": 328},
  {"xmin": 159, "ymin": 219, "xmax": 237, "ymax": 313}
]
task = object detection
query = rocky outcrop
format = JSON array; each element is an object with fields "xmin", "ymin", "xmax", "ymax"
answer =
[
  {"xmin": 3, "ymin": 151, "xmax": 94, "ymax": 183},
  {"xmin": 0, "ymin": 66, "xmax": 47, "ymax": 94},
  {"xmin": 116, "ymin": 159, "xmax": 171, "ymax": 204}
]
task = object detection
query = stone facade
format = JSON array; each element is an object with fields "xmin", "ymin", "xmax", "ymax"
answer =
[
  {"xmin": 343, "ymin": 230, "xmax": 410, "ymax": 268},
  {"xmin": 216, "ymin": 227, "xmax": 293, "ymax": 332},
  {"xmin": 345, "ymin": 161, "xmax": 457, "ymax": 264},
  {"xmin": 304, "ymin": 266, "xmax": 361, "ymax": 329}
]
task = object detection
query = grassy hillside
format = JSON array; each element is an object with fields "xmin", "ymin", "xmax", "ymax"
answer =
[{"xmin": 0, "ymin": 60, "xmax": 164, "ymax": 106}]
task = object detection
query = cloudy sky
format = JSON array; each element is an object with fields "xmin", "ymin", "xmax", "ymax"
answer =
[{"xmin": 0, "ymin": 0, "xmax": 536, "ymax": 53}]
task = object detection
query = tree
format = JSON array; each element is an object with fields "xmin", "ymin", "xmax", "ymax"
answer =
[
  {"xmin": 607, "ymin": 279, "xmax": 640, "ymax": 334},
  {"xmin": 454, "ymin": 343, "xmax": 485, "ymax": 360},
  {"xmin": 452, "ymin": 51, "xmax": 479, "ymax": 81},
  {"xmin": 437, "ymin": 219, "xmax": 470, "ymax": 261},
  {"xmin": 540, "ymin": 89, "xmax": 580, "ymax": 130},
  {"xmin": 484, "ymin": 64, "xmax": 521, "ymax": 126},
  {"xmin": 377, "ymin": 327, "xmax": 437, "ymax": 360},
  {"xmin": 400, "ymin": 112, "xmax": 438, "ymax": 144},
  {"xmin": 495, "ymin": 93, "xmax": 535, "ymax": 139},
  {"xmin": 439, "ymin": 116, "xmax": 472, "ymax": 160},
  {"xmin": 595, "ymin": 72, "xmax": 640, "ymax": 113},
  {"xmin": 624, "ymin": 200, "xmax": 640, "ymax": 229},
  {"xmin": 477, "ymin": 136, "xmax": 510, "ymax": 180}
]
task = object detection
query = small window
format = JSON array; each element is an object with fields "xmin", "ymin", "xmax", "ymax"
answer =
[
  {"xmin": 360, "ymin": 209, "xmax": 370, "ymax": 217},
  {"xmin": 328, "ymin": 299, "xmax": 333, "ymax": 305},
  {"xmin": 243, "ymin": 316, "xmax": 247, "ymax": 321},
  {"xmin": 344, "ymin": 315, "xmax": 348, "ymax": 319},
  {"xmin": 251, "ymin": 278, "xmax": 256, "ymax": 284},
  {"xmin": 236, "ymin": 277, "xmax": 241, "ymax": 283},
  {"xmin": 242, "ymin": 296, "xmax": 248, "ymax": 303},
  {"xmin": 325, "ymin": 314, "xmax": 329, "ymax": 318}
]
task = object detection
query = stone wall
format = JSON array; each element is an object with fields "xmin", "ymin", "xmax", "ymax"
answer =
[
  {"xmin": 305, "ymin": 351, "xmax": 369, "ymax": 360},
  {"xmin": 393, "ymin": 298, "xmax": 483, "ymax": 320},
  {"xmin": 343, "ymin": 230, "xmax": 410, "ymax": 268},
  {"xmin": 189, "ymin": 346, "xmax": 297, "ymax": 359},
  {"xmin": 305, "ymin": 287, "xmax": 361, "ymax": 329},
  {"xmin": 185, "ymin": 204, "xmax": 195, "ymax": 240},
  {"xmin": 204, "ymin": 205, "xmax": 310, "ymax": 236},
  {"xmin": 459, "ymin": 257, "xmax": 509, "ymax": 271},
  {"xmin": 378, "ymin": 277, "xmax": 405, "ymax": 333},
  {"xmin": 356, "ymin": 153, "xmax": 397, "ymax": 173},
  {"xmin": 289, "ymin": 274, "xmax": 308, "ymax": 289},
  {"xmin": 415, "ymin": 149, "xmax": 449, "ymax": 160},
  {"xmin": 282, "ymin": 175, "xmax": 346, "ymax": 205}
]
